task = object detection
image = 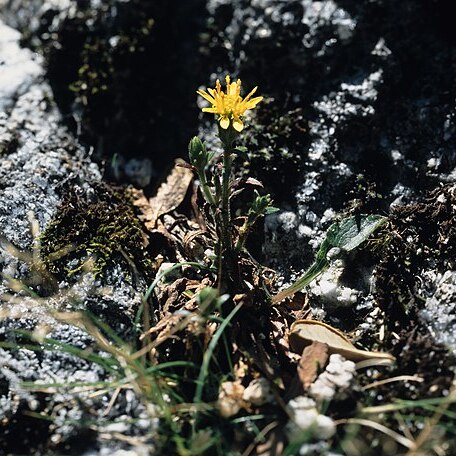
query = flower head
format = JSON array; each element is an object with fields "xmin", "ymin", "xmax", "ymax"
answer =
[{"xmin": 197, "ymin": 75, "xmax": 263, "ymax": 132}]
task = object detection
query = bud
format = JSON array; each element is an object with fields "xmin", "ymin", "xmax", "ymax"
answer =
[
  {"xmin": 250, "ymin": 191, "xmax": 273, "ymax": 215},
  {"xmin": 188, "ymin": 136, "xmax": 208, "ymax": 170},
  {"xmin": 247, "ymin": 191, "xmax": 278, "ymax": 224}
]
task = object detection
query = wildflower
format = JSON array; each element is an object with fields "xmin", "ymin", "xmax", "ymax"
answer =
[{"xmin": 197, "ymin": 75, "xmax": 263, "ymax": 132}]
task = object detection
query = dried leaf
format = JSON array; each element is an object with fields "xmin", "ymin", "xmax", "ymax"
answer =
[
  {"xmin": 146, "ymin": 160, "xmax": 193, "ymax": 229},
  {"xmin": 130, "ymin": 187, "xmax": 151, "ymax": 216},
  {"xmin": 289, "ymin": 320, "xmax": 395, "ymax": 364},
  {"xmin": 297, "ymin": 341, "xmax": 329, "ymax": 389},
  {"xmin": 285, "ymin": 292, "xmax": 311, "ymax": 320},
  {"xmin": 231, "ymin": 176, "xmax": 264, "ymax": 190}
]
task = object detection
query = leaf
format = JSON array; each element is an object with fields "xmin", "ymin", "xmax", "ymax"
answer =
[
  {"xmin": 297, "ymin": 341, "xmax": 329, "ymax": 389},
  {"xmin": 271, "ymin": 214, "xmax": 387, "ymax": 303},
  {"xmin": 266, "ymin": 206, "xmax": 280, "ymax": 215},
  {"xmin": 146, "ymin": 160, "xmax": 193, "ymax": 229},
  {"xmin": 231, "ymin": 177, "xmax": 264, "ymax": 190},
  {"xmin": 289, "ymin": 320, "xmax": 395, "ymax": 364},
  {"xmin": 326, "ymin": 214, "xmax": 387, "ymax": 252},
  {"xmin": 244, "ymin": 177, "xmax": 263, "ymax": 187}
]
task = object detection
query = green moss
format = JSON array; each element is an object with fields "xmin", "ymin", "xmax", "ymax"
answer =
[{"xmin": 40, "ymin": 183, "xmax": 153, "ymax": 281}]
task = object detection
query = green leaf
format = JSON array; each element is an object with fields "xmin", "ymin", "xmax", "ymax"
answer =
[
  {"xmin": 325, "ymin": 214, "xmax": 387, "ymax": 252},
  {"xmin": 265, "ymin": 206, "xmax": 280, "ymax": 215},
  {"xmin": 272, "ymin": 214, "xmax": 387, "ymax": 303}
]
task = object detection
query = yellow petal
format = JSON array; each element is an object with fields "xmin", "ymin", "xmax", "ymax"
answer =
[
  {"xmin": 220, "ymin": 117, "xmax": 230, "ymax": 129},
  {"xmin": 197, "ymin": 90, "xmax": 215, "ymax": 104},
  {"xmin": 229, "ymin": 82, "xmax": 238, "ymax": 96},
  {"xmin": 235, "ymin": 79, "xmax": 242, "ymax": 95},
  {"xmin": 243, "ymin": 86, "xmax": 258, "ymax": 102},
  {"xmin": 245, "ymin": 96, "xmax": 263, "ymax": 109},
  {"xmin": 202, "ymin": 107, "xmax": 218, "ymax": 113},
  {"xmin": 233, "ymin": 118, "xmax": 244, "ymax": 132}
]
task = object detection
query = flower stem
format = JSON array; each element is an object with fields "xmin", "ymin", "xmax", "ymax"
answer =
[
  {"xmin": 220, "ymin": 148, "xmax": 233, "ymax": 256},
  {"xmin": 234, "ymin": 218, "xmax": 252, "ymax": 253},
  {"xmin": 198, "ymin": 171, "xmax": 216, "ymax": 207}
]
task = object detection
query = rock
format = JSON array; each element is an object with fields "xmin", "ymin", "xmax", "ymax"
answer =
[
  {"xmin": 0, "ymin": 22, "xmax": 42, "ymax": 112},
  {"xmin": 1, "ymin": 0, "xmax": 209, "ymax": 174},
  {"xmin": 308, "ymin": 259, "xmax": 360, "ymax": 310},
  {"xmin": 205, "ymin": 0, "xmax": 455, "ymax": 284},
  {"xmin": 421, "ymin": 270, "xmax": 456, "ymax": 353},
  {"xmin": 0, "ymin": 19, "xmax": 149, "ymax": 455}
]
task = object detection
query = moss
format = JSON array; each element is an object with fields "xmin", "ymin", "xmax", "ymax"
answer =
[
  {"xmin": 40, "ymin": 183, "xmax": 153, "ymax": 281},
  {"xmin": 374, "ymin": 184, "xmax": 455, "ymax": 326}
]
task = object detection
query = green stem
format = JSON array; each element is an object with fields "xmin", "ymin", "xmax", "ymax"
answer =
[
  {"xmin": 271, "ymin": 256, "xmax": 329, "ymax": 303},
  {"xmin": 234, "ymin": 213, "xmax": 259, "ymax": 253},
  {"xmin": 220, "ymin": 147, "xmax": 233, "ymax": 256},
  {"xmin": 198, "ymin": 170, "xmax": 216, "ymax": 207},
  {"xmin": 234, "ymin": 219, "xmax": 250, "ymax": 253}
]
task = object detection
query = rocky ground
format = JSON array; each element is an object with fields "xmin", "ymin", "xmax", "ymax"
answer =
[{"xmin": 0, "ymin": 1, "xmax": 455, "ymax": 455}]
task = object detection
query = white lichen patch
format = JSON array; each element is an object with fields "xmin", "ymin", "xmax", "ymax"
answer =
[
  {"xmin": 286, "ymin": 396, "xmax": 336, "ymax": 440},
  {"xmin": 421, "ymin": 270, "xmax": 456, "ymax": 353},
  {"xmin": 242, "ymin": 377, "xmax": 274, "ymax": 406},
  {"xmin": 308, "ymin": 259, "xmax": 360, "ymax": 309},
  {"xmin": 310, "ymin": 354, "xmax": 356, "ymax": 401}
]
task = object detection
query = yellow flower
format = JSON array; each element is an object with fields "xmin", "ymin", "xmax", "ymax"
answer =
[{"xmin": 197, "ymin": 75, "xmax": 263, "ymax": 132}]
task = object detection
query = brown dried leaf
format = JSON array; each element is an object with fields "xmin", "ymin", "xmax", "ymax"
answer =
[
  {"xmin": 284, "ymin": 292, "xmax": 311, "ymax": 320},
  {"xmin": 297, "ymin": 341, "xmax": 329, "ymax": 389},
  {"xmin": 231, "ymin": 176, "xmax": 264, "ymax": 190},
  {"xmin": 140, "ymin": 312, "xmax": 187, "ymax": 348},
  {"xmin": 146, "ymin": 160, "xmax": 193, "ymax": 229},
  {"xmin": 289, "ymin": 320, "xmax": 396, "ymax": 364},
  {"xmin": 159, "ymin": 278, "xmax": 189, "ymax": 316}
]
